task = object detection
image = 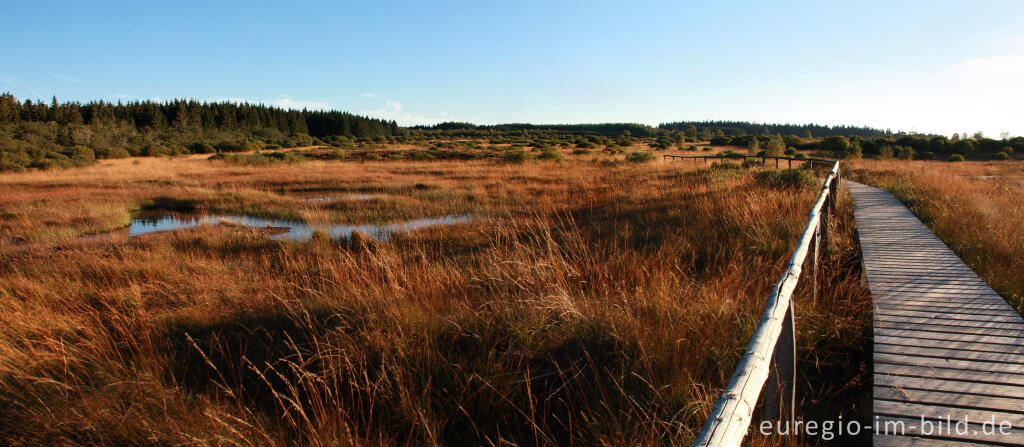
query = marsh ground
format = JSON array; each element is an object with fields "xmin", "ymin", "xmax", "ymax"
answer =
[{"xmin": 0, "ymin": 155, "xmax": 870, "ymax": 445}]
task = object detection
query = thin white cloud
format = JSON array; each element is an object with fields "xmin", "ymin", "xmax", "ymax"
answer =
[
  {"xmin": 53, "ymin": 74, "xmax": 95, "ymax": 85},
  {"xmin": 361, "ymin": 92, "xmax": 377, "ymax": 98},
  {"xmin": 360, "ymin": 100, "xmax": 445, "ymax": 126},
  {"xmin": 272, "ymin": 97, "xmax": 331, "ymax": 110},
  {"xmin": 1, "ymin": 74, "xmax": 15, "ymax": 88},
  {"xmin": 950, "ymin": 54, "xmax": 1024, "ymax": 80}
]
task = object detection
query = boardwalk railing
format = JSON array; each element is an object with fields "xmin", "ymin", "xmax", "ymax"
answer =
[{"xmin": 691, "ymin": 160, "xmax": 841, "ymax": 447}]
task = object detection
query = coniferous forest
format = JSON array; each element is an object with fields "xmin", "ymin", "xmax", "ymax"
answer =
[{"xmin": 0, "ymin": 93, "xmax": 397, "ymax": 170}]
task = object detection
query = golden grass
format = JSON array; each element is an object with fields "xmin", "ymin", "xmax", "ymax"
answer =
[
  {"xmin": 0, "ymin": 156, "xmax": 870, "ymax": 445},
  {"xmin": 848, "ymin": 159, "xmax": 1024, "ymax": 313}
]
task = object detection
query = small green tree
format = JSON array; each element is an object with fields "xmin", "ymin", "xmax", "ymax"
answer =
[
  {"xmin": 684, "ymin": 125, "xmax": 698, "ymax": 142},
  {"xmin": 764, "ymin": 134, "xmax": 785, "ymax": 156},
  {"xmin": 845, "ymin": 141, "xmax": 863, "ymax": 159}
]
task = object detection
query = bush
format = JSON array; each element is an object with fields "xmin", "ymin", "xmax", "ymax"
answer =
[
  {"xmin": 501, "ymin": 150, "xmax": 531, "ymax": 164},
  {"xmin": 709, "ymin": 136, "xmax": 731, "ymax": 146},
  {"xmin": 65, "ymin": 146, "xmax": 95, "ymax": 166},
  {"xmin": 625, "ymin": 151, "xmax": 656, "ymax": 163},
  {"xmin": 754, "ymin": 169, "xmax": 817, "ymax": 189},
  {"xmin": 896, "ymin": 146, "xmax": 915, "ymax": 160},
  {"xmin": 845, "ymin": 143, "xmax": 863, "ymax": 159},
  {"xmin": 94, "ymin": 146, "xmax": 131, "ymax": 159},
  {"xmin": 949, "ymin": 154, "xmax": 965, "ymax": 162},
  {"xmin": 189, "ymin": 142, "xmax": 216, "ymax": 154},
  {"xmin": 210, "ymin": 151, "xmax": 304, "ymax": 165},
  {"xmin": 784, "ymin": 148, "xmax": 798, "ymax": 156},
  {"xmin": 572, "ymin": 149, "xmax": 592, "ymax": 155},
  {"xmin": 994, "ymin": 151, "xmax": 1010, "ymax": 160},
  {"xmin": 408, "ymin": 151, "xmax": 437, "ymax": 160},
  {"xmin": 688, "ymin": 145, "xmax": 698, "ymax": 151},
  {"xmin": 142, "ymin": 144, "xmax": 172, "ymax": 157},
  {"xmin": 538, "ymin": 148, "xmax": 564, "ymax": 161},
  {"xmin": 917, "ymin": 151, "xmax": 934, "ymax": 160}
]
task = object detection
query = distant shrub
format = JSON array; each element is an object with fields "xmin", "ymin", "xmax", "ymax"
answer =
[
  {"xmin": 538, "ymin": 148, "xmax": 564, "ymax": 161},
  {"xmin": 875, "ymin": 145, "xmax": 893, "ymax": 159},
  {"xmin": 365, "ymin": 154, "xmax": 384, "ymax": 161},
  {"xmin": 845, "ymin": 143, "xmax": 863, "ymax": 159},
  {"xmin": 702, "ymin": 147, "xmax": 713, "ymax": 151},
  {"xmin": 784, "ymin": 147, "xmax": 798, "ymax": 156},
  {"xmin": 408, "ymin": 151, "xmax": 437, "ymax": 160},
  {"xmin": 742, "ymin": 158, "xmax": 765, "ymax": 169},
  {"xmin": 572, "ymin": 149, "xmax": 592, "ymax": 155},
  {"xmin": 709, "ymin": 136, "xmax": 731, "ymax": 146},
  {"xmin": 94, "ymin": 146, "xmax": 131, "ymax": 159},
  {"xmin": 65, "ymin": 146, "xmax": 95, "ymax": 166},
  {"xmin": 625, "ymin": 151, "xmax": 656, "ymax": 163},
  {"xmin": 190, "ymin": 142, "xmax": 216, "ymax": 154},
  {"xmin": 917, "ymin": 151, "xmax": 934, "ymax": 160},
  {"xmin": 501, "ymin": 150, "xmax": 531, "ymax": 164},
  {"xmin": 896, "ymin": 146, "xmax": 915, "ymax": 160},
  {"xmin": 142, "ymin": 144, "xmax": 172, "ymax": 157},
  {"xmin": 688, "ymin": 145, "xmax": 698, "ymax": 151},
  {"xmin": 994, "ymin": 151, "xmax": 1010, "ymax": 160},
  {"xmin": 708, "ymin": 161, "xmax": 741, "ymax": 170},
  {"xmin": 949, "ymin": 154, "xmax": 965, "ymax": 162},
  {"xmin": 264, "ymin": 144, "xmax": 282, "ymax": 150},
  {"xmin": 210, "ymin": 151, "xmax": 304, "ymax": 165},
  {"xmin": 754, "ymin": 169, "xmax": 817, "ymax": 189}
]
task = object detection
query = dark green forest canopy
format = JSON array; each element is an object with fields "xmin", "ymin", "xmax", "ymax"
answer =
[
  {"xmin": 658, "ymin": 120, "xmax": 899, "ymax": 138},
  {"xmin": 0, "ymin": 93, "xmax": 399, "ymax": 139}
]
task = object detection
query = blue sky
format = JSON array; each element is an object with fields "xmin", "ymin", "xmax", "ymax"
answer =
[{"xmin": 2, "ymin": 0, "xmax": 1023, "ymax": 136}]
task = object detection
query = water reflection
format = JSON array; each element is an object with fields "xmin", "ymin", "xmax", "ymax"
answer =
[
  {"xmin": 302, "ymin": 194, "xmax": 387, "ymax": 202},
  {"xmin": 129, "ymin": 213, "xmax": 471, "ymax": 241}
]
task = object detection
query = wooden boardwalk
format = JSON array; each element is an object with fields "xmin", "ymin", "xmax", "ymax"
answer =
[{"xmin": 849, "ymin": 182, "xmax": 1024, "ymax": 446}]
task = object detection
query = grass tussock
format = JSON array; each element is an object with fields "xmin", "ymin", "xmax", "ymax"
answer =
[{"xmin": 0, "ymin": 156, "xmax": 871, "ymax": 445}]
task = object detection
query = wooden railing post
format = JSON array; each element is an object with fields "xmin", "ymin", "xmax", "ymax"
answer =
[{"xmin": 764, "ymin": 302, "xmax": 796, "ymax": 423}]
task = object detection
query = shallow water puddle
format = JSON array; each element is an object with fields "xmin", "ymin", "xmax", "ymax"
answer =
[
  {"xmin": 129, "ymin": 213, "xmax": 470, "ymax": 241},
  {"xmin": 301, "ymin": 194, "xmax": 387, "ymax": 202}
]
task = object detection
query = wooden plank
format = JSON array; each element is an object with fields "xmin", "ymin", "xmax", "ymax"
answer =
[
  {"xmin": 876, "ymin": 374, "xmax": 1024, "ymax": 400},
  {"xmin": 875, "ymin": 362, "xmax": 1024, "ymax": 386},
  {"xmin": 874, "ymin": 309, "xmax": 1023, "ymax": 323},
  {"xmin": 874, "ymin": 352, "xmax": 1024, "ymax": 375},
  {"xmin": 874, "ymin": 342, "xmax": 1024, "ymax": 365},
  {"xmin": 874, "ymin": 434, "xmax": 999, "ymax": 447},
  {"xmin": 873, "ymin": 416, "xmax": 1024, "ymax": 445},
  {"xmin": 875, "ymin": 386, "xmax": 1024, "ymax": 413},
  {"xmin": 874, "ymin": 335, "xmax": 1024, "ymax": 356},
  {"xmin": 875, "ymin": 315, "xmax": 1024, "ymax": 331},
  {"xmin": 874, "ymin": 327, "xmax": 1024, "ymax": 347},
  {"xmin": 873, "ymin": 402, "xmax": 1024, "ymax": 437},
  {"xmin": 875, "ymin": 320, "xmax": 1024, "ymax": 338}
]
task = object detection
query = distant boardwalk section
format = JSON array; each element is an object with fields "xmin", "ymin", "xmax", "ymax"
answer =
[{"xmin": 849, "ymin": 181, "xmax": 1024, "ymax": 446}]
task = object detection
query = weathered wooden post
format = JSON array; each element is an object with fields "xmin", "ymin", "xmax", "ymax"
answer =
[{"xmin": 764, "ymin": 302, "xmax": 796, "ymax": 423}]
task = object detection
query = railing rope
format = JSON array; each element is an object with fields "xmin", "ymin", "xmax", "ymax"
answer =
[{"xmin": 691, "ymin": 161, "xmax": 840, "ymax": 447}]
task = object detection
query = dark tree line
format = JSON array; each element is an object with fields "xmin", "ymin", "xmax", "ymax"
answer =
[
  {"xmin": 414, "ymin": 122, "xmax": 661, "ymax": 138},
  {"xmin": 659, "ymin": 120, "xmax": 896, "ymax": 139},
  {"xmin": 0, "ymin": 93, "xmax": 397, "ymax": 139},
  {"xmin": 0, "ymin": 93, "xmax": 400, "ymax": 171}
]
